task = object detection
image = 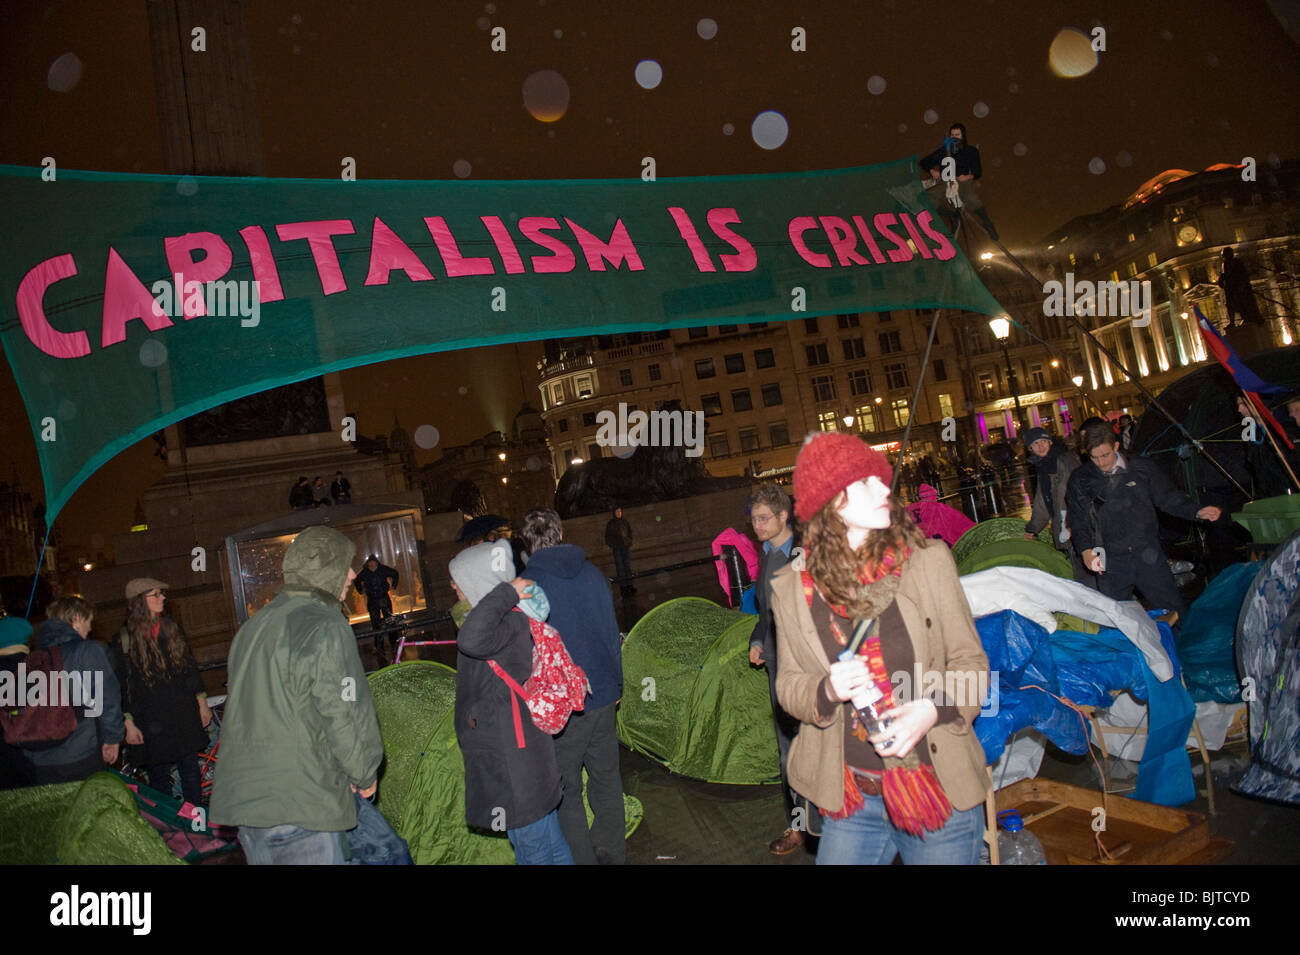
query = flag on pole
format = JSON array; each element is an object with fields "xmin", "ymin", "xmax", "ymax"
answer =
[{"xmin": 1194, "ymin": 305, "xmax": 1294, "ymax": 450}]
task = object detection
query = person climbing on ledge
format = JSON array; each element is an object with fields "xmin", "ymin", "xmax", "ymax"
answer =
[{"xmin": 920, "ymin": 122, "xmax": 998, "ymax": 241}]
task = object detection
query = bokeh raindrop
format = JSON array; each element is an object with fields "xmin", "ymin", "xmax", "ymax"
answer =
[
  {"xmin": 453, "ymin": 159, "xmax": 472, "ymax": 178},
  {"xmin": 1088, "ymin": 156, "xmax": 1106, "ymax": 175},
  {"xmin": 750, "ymin": 111, "xmax": 789, "ymax": 150},
  {"xmin": 1049, "ymin": 27, "xmax": 1099, "ymax": 78},
  {"xmin": 414, "ymin": 425, "xmax": 441, "ymax": 449},
  {"xmin": 1012, "ymin": 142, "xmax": 1028, "ymax": 156},
  {"xmin": 697, "ymin": 18, "xmax": 718, "ymax": 40},
  {"xmin": 972, "ymin": 101, "xmax": 989, "ymax": 118},
  {"xmin": 522, "ymin": 69, "xmax": 570, "ymax": 122},
  {"xmin": 635, "ymin": 59, "xmax": 663, "ymax": 90},
  {"xmin": 867, "ymin": 75, "xmax": 886, "ymax": 95},
  {"xmin": 722, "ymin": 122, "xmax": 734, "ymax": 136},
  {"xmin": 525, "ymin": 455, "xmax": 542, "ymax": 472},
  {"xmin": 139, "ymin": 339, "xmax": 168, "ymax": 368},
  {"xmin": 46, "ymin": 53, "xmax": 82, "ymax": 92},
  {"xmin": 923, "ymin": 109, "xmax": 939, "ymax": 125},
  {"xmin": 1115, "ymin": 150, "xmax": 1132, "ymax": 168}
]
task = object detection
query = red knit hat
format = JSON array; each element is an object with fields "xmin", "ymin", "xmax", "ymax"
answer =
[{"xmin": 793, "ymin": 432, "xmax": 893, "ymax": 522}]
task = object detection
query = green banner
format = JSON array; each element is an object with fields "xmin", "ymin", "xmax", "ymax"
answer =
[{"xmin": 0, "ymin": 160, "xmax": 1003, "ymax": 519}]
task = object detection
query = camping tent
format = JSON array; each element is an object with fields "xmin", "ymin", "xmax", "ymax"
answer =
[
  {"xmin": 617, "ymin": 597, "xmax": 779, "ymax": 784},
  {"xmin": 368, "ymin": 661, "xmax": 643, "ymax": 863}
]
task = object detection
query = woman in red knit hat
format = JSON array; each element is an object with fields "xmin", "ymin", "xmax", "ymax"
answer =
[{"xmin": 770, "ymin": 432, "xmax": 991, "ymax": 864}]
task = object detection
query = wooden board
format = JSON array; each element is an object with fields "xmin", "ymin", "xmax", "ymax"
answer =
[{"xmin": 996, "ymin": 778, "xmax": 1229, "ymax": 865}]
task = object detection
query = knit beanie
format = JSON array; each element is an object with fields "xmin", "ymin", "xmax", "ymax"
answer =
[
  {"xmin": 793, "ymin": 432, "xmax": 894, "ymax": 522},
  {"xmin": 449, "ymin": 540, "xmax": 516, "ymax": 608},
  {"xmin": 1024, "ymin": 427, "xmax": 1050, "ymax": 447},
  {"xmin": 0, "ymin": 615, "xmax": 32, "ymax": 650}
]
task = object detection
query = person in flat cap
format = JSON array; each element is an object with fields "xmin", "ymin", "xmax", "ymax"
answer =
[
  {"xmin": 769, "ymin": 432, "xmax": 991, "ymax": 865},
  {"xmin": 108, "ymin": 578, "xmax": 209, "ymax": 805}
]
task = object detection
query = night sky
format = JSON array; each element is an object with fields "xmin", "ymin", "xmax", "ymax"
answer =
[{"xmin": 1, "ymin": 0, "xmax": 1297, "ymax": 559}]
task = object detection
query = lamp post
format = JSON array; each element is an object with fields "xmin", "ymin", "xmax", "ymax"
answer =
[{"xmin": 988, "ymin": 315, "xmax": 1027, "ymax": 438}]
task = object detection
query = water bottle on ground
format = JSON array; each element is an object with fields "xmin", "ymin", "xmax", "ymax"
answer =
[{"xmin": 996, "ymin": 809, "xmax": 1047, "ymax": 864}]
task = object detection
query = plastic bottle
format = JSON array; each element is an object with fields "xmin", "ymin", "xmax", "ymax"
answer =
[{"xmin": 996, "ymin": 809, "xmax": 1047, "ymax": 865}]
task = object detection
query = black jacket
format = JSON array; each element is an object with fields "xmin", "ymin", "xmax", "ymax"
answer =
[
  {"xmin": 289, "ymin": 482, "xmax": 314, "ymax": 509},
  {"xmin": 750, "ymin": 534, "xmax": 798, "ymax": 672},
  {"xmin": 108, "ymin": 622, "xmax": 207, "ymax": 766},
  {"xmin": 920, "ymin": 140, "xmax": 983, "ymax": 179},
  {"xmin": 604, "ymin": 517, "xmax": 633, "ymax": 550},
  {"xmin": 454, "ymin": 582, "xmax": 562, "ymax": 831},
  {"xmin": 355, "ymin": 562, "xmax": 399, "ymax": 603},
  {"xmin": 1066, "ymin": 455, "xmax": 1203, "ymax": 557}
]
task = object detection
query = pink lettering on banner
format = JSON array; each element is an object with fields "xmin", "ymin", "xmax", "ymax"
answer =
[
  {"xmin": 817, "ymin": 216, "xmax": 870, "ymax": 267},
  {"xmin": 872, "ymin": 213, "xmax": 913, "ymax": 264},
  {"xmin": 102, "ymin": 247, "xmax": 175, "ymax": 348},
  {"xmin": 518, "ymin": 218, "xmax": 576, "ymax": 274},
  {"xmin": 424, "ymin": 216, "xmax": 495, "ymax": 277},
  {"xmin": 365, "ymin": 217, "xmax": 435, "ymax": 286},
  {"xmin": 164, "ymin": 232, "xmax": 234, "ymax": 317},
  {"xmin": 787, "ymin": 216, "xmax": 831, "ymax": 268},
  {"xmin": 16, "ymin": 254, "xmax": 91, "ymax": 360},
  {"xmin": 850, "ymin": 216, "xmax": 887, "ymax": 264},
  {"xmin": 666, "ymin": 207, "xmax": 716, "ymax": 272},
  {"xmin": 238, "ymin": 226, "xmax": 285, "ymax": 302},
  {"xmin": 916, "ymin": 211, "xmax": 956, "ymax": 261},
  {"xmin": 896, "ymin": 213, "xmax": 934, "ymax": 260},
  {"xmin": 276, "ymin": 219, "xmax": 356, "ymax": 295},
  {"xmin": 565, "ymin": 218, "xmax": 644, "ymax": 272},
  {"xmin": 707, "ymin": 208, "xmax": 757, "ymax": 272},
  {"xmin": 480, "ymin": 216, "xmax": 526, "ymax": 275}
]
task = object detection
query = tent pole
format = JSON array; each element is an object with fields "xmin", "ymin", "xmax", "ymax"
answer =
[
  {"xmin": 1242, "ymin": 389, "xmax": 1300, "ymax": 493},
  {"xmin": 892, "ymin": 308, "xmax": 943, "ymax": 496}
]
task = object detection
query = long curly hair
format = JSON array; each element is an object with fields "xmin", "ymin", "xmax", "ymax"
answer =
[
  {"xmin": 804, "ymin": 491, "xmax": 925, "ymax": 617},
  {"xmin": 125, "ymin": 594, "xmax": 194, "ymax": 687}
]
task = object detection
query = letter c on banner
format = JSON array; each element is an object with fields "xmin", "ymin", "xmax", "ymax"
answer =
[{"xmin": 16, "ymin": 254, "xmax": 91, "ymax": 359}]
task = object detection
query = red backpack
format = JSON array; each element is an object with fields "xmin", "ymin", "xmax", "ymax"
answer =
[
  {"xmin": 489, "ymin": 611, "xmax": 590, "ymax": 747},
  {"xmin": 0, "ymin": 645, "xmax": 80, "ymax": 749}
]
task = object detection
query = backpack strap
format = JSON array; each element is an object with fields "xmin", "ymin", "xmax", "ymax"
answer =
[{"xmin": 487, "ymin": 659, "xmax": 527, "ymax": 749}]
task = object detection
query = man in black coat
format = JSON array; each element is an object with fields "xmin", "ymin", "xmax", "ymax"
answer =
[
  {"xmin": 449, "ymin": 541, "xmax": 570, "ymax": 864},
  {"xmin": 330, "ymin": 471, "xmax": 352, "ymax": 504},
  {"xmin": 747, "ymin": 483, "xmax": 803, "ymax": 855},
  {"xmin": 604, "ymin": 507, "xmax": 634, "ymax": 593},
  {"xmin": 289, "ymin": 476, "xmax": 315, "ymax": 510},
  {"xmin": 920, "ymin": 121, "xmax": 998, "ymax": 240},
  {"xmin": 1066, "ymin": 421, "xmax": 1221, "ymax": 622},
  {"xmin": 355, "ymin": 555, "xmax": 400, "ymax": 660}
]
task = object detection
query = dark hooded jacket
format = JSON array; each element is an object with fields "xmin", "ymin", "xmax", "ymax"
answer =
[
  {"xmin": 210, "ymin": 526, "xmax": 382, "ymax": 831},
  {"xmin": 523, "ymin": 543, "xmax": 623, "ymax": 709},
  {"xmin": 920, "ymin": 123, "xmax": 983, "ymax": 179},
  {"xmin": 24, "ymin": 618, "xmax": 124, "ymax": 771},
  {"xmin": 355, "ymin": 558, "xmax": 399, "ymax": 605},
  {"xmin": 1066, "ymin": 454, "xmax": 1203, "ymax": 557},
  {"xmin": 1026, "ymin": 439, "xmax": 1083, "ymax": 551}
]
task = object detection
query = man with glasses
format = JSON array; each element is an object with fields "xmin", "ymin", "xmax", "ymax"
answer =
[
  {"xmin": 1066, "ymin": 420, "xmax": 1221, "ymax": 622},
  {"xmin": 747, "ymin": 483, "xmax": 803, "ymax": 855}
]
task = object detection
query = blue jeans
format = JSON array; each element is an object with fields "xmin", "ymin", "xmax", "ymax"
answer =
[
  {"xmin": 238, "ymin": 824, "xmax": 346, "ymax": 865},
  {"xmin": 816, "ymin": 795, "xmax": 984, "ymax": 865},
  {"xmin": 507, "ymin": 809, "xmax": 575, "ymax": 865}
]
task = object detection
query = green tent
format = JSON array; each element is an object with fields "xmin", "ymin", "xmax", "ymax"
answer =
[
  {"xmin": 952, "ymin": 517, "xmax": 1052, "ymax": 567},
  {"xmin": 369, "ymin": 661, "xmax": 642, "ymax": 864},
  {"xmin": 956, "ymin": 537, "xmax": 1073, "ymax": 579},
  {"xmin": 617, "ymin": 597, "xmax": 779, "ymax": 785},
  {"xmin": 0, "ymin": 772, "xmax": 182, "ymax": 865}
]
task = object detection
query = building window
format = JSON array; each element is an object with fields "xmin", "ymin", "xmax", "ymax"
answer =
[
  {"xmin": 582, "ymin": 411, "xmax": 597, "ymax": 427},
  {"xmin": 806, "ymin": 343, "xmax": 830, "ymax": 366},
  {"xmin": 979, "ymin": 372, "xmax": 995, "ymax": 394},
  {"xmin": 891, "ymin": 398, "xmax": 910, "ymax": 428},
  {"xmin": 575, "ymin": 374, "xmax": 594, "ymax": 398},
  {"xmin": 748, "ymin": 321, "xmax": 768, "ymax": 330},
  {"xmin": 695, "ymin": 358, "xmax": 716, "ymax": 379},
  {"xmin": 1110, "ymin": 269, "xmax": 1120, "ymax": 284},
  {"xmin": 1147, "ymin": 252, "xmax": 1158, "ymax": 268},
  {"xmin": 619, "ymin": 368, "xmax": 634, "ymax": 387},
  {"xmin": 804, "ymin": 317, "xmax": 820, "ymax": 334},
  {"xmin": 558, "ymin": 418, "xmax": 570, "ymax": 433},
  {"xmin": 754, "ymin": 348, "xmax": 776, "ymax": 369},
  {"xmin": 550, "ymin": 382, "xmax": 564, "ymax": 405},
  {"xmin": 878, "ymin": 311, "xmax": 892, "ymax": 322},
  {"xmin": 725, "ymin": 353, "xmax": 746, "ymax": 374},
  {"xmin": 854, "ymin": 405, "xmax": 877, "ymax": 433},
  {"xmin": 701, "ymin": 393, "xmax": 723, "ymax": 416},
  {"xmin": 885, "ymin": 362, "xmax": 908, "ymax": 390},
  {"xmin": 717, "ymin": 324, "xmax": 739, "ymax": 335},
  {"xmin": 1093, "ymin": 252, "xmax": 1102, "ymax": 263},
  {"xmin": 817, "ymin": 411, "xmax": 839, "ymax": 432},
  {"xmin": 688, "ymin": 326, "xmax": 709, "ymax": 339},
  {"xmin": 587, "ymin": 443, "xmax": 602, "ymax": 461},
  {"xmin": 648, "ymin": 363, "xmax": 662, "ymax": 381},
  {"xmin": 708, "ymin": 431, "xmax": 730, "ymax": 457},
  {"xmin": 731, "ymin": 388, "xmax": 753, "ymax": 412},
  {"xmin": 1127, "ymin": 232, "xmax": 1136, "ymax": 243},
  {"xmin": 938, "ymin": 394, "xmax": 954, "ymax": 419},
  {"xmin": 769, "ymin": 421, "xmax": 790, "ymax": 446},
  {"xmin": 933, "ymin": 358, "xmax": 948, "ymax": 381},
  {"xmin": 1029, "ymin": 363, "xmax": 1045, "ymax": 390},
  {"xmin": 812, "ymin": 375, "xmax": 836, "ymax": 403},
  {"xmin": 842, "ymin": 336, "xmax": 866, "ymax": 360},
  {"xmin": 848, "ymin": 368, "xmax": 872, "ymax": 396},
  {"xmin": 837, "ymin": 314, "xmax": 861, "ymax": 329},
  {"xmin": 739, "ymin": 426, "xmax": 760, "ymax": 451},
  {"xmin": 761, "ymin": 383, "xmax": 783, "ymax": 407},
  {"xmin": 879, "ymin": 330, "xmax": 902, "ymax": 354},
  {"xmin": 1127, "ymin": 262, "xmax": 1138, "ymax": 278},
  {"xmin": 1234, "ymin": 227, "xmax": 1246, "ymax": 243},
  {"xmin": 1068, "ymin": 252, "xmax": 1077, "ymax": 267}
]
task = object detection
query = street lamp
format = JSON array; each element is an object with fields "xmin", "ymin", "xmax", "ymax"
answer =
[
  {"xmin": 988, "ymin": 315, "xmax": 1027, "ymax": 438},
  {"xmin": 842, "ymin": 414, "xmax": 855, "ymax": 430}
]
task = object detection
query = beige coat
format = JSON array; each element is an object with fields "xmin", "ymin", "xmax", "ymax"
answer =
[{"xmin": 772, "ymin": 541, "xmax": 991, "ymax": 813}]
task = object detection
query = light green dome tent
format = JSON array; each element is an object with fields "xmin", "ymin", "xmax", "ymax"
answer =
[
  {"xmin": 616, "ymin": 597, "xmax": 780, "ymax": 785},
  {"xmin": 952, "ymin": 517, "xmax": 1053, "ymax": 567},
  {"xmin": 369, "ymin": 661, "xmax": 642, "ymax": 864},
  {"xmin": 956, "ymin": 537, "xmax": 1073, "ymax": 579}
]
